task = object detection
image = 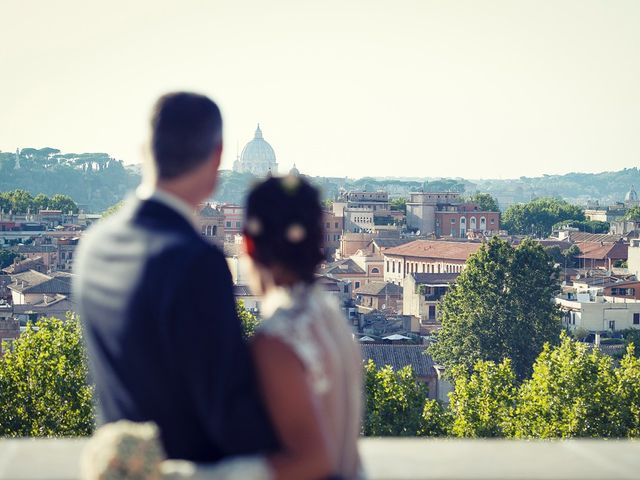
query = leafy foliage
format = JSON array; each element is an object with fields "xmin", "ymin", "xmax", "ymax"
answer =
[
  {"xmin": 552, "ymin": 219, "xmax": 610, "ymax": 234},
  {"xmin": 513, "ymin": 334, "xmax": 622, "ymax": 438},
  {"xmin": 237, "ymin": 300, "xmax": 260, "ymax": 339},
  {"xmin": 0, "ymin": 315, "xmax": 95, "ymax": 437},
  {"xmin": 0, "ymin": 148, "xmax": 137, "ymax": 213},
  {"xmin": 449, "ymin": 359, "xmax": 516, "ymax": 437},
  {"xmin": 0, "ymin": 249, "xmax": 23, "ymax": 269},
  {"xmin": 389, "ymin": 198, "xmax": 407, "ymax": 214},
  {"xmin": 0, "ymin": 189, "xmax": 78, "ymax": 214},
  {"xmin": 363, "ymin": 360, "xmax": 433, "ymax": 436},
  {"xmin": 429, "ymin": 237, "xmax": 562, "ymax": 380},
  {"xmin": 624, "ymin": 205, "xmax": 640, "ymax": 222},
  {"xmin": 502, "ymin": 198, "xmax": 585, "ymax": 236},
  {"xmin": 544, "ymin": 244, "xmax": 580, "ymax": 268},
  {"xmin": 465, "ymin": 193, "xmax": 500, "ymax": 212}
]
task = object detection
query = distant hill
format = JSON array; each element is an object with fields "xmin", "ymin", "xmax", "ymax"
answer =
[
  {"xmin": 0, "ymin": 148, "xmax": 139, "ymax": 213},
  {"xmin": 2, "ymin": 147, "xmax": 637, "ymax": 211}
]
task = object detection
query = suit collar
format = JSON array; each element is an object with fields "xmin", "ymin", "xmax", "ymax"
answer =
[{"xmin": 129, "ymin": 195, "xmax": 200, "ymax": 237}]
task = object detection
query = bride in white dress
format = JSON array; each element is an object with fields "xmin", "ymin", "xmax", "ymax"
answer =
[{"xmin": 238, "ymin": 175, "xmax": 364, "ymax": 480}]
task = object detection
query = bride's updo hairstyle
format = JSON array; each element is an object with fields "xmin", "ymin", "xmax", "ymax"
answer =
[{"xmin": 244, "ymin": 175, "xmax": 324, "ymax": 284}]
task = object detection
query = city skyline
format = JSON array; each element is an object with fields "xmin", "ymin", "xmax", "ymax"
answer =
[{"xmin": 1, "ymin": 0, "xmax": 639, "ymax": 179}]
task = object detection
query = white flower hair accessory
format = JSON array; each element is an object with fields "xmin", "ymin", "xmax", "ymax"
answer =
[
  {"xmin": 245, "ymin": 217, "xmax": 263, "ymax": 236},
  {"xmin": 286, "ymin": 223, "xmax": 306, "ymax": 243}
]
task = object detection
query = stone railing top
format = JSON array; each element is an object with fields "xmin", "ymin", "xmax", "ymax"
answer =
[{"xmin": 1, "ymin": 438, "xmax": 640, "ymax": 480}]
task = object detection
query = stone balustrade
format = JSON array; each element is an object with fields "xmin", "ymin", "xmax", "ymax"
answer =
[{"xmin": 1, "ymin": 438, "xmax": 639, "ymax": 479}]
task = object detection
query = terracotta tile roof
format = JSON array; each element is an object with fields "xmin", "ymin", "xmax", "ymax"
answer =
[
  {"xmin": 361, "ymin": 344, "xmax": 435, "ymax": 377},
  {"xmin": 383, "ymin": 240, "xmax": 482, "ymax": 261},
  {"xmin": 575, "ymin": 242, "xmax": 628, "ymax": 261}
]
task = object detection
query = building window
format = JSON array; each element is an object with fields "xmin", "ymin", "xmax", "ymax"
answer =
[
  {"xmin": 236, "ymin": 222, "xmax": 241, "ymax": 228},
  {"xmin": 371, "ymin": 268, "xmax": 380, "ymax": 274},
  {"xmin": 428, "ymin": 305, "xmax": 436, "ymax": 321},
  {"xmin": 490, "ymin": 218, "xmax": 495, "ymax": 224},
  {"xmin": 386, "ymin": 261, "xmax": 390, "ymax": 273},
  {"xmin": 355, "ymin": 281, "xmax": 361, "ymax": 289},
  {"xmin": 335, "ymin": 222, "xmax": 339, "ymax": 228},
  {"xmin": 326, "ymin": 222, "xmax": 330, "ymax": 228},
  {"xmin": 392, "ymin": 261, "xmax": 395, "ymax": 273},
  {"xmin": 634, "ymin": 313, "xmax": 640, "ymax": 325},
  {"xmin": 450, "ymin": 218, "xmax": 456, "ymax": 224},
  {"xmin": 609, "ymin": 320, "xmax": 616, "ymax": 331},
  {"xmin": 226, "ymin": 221, "xmax": 231, "ymax": 228}
]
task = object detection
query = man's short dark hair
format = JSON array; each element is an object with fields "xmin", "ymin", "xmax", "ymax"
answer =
[{"xmin": 151, "ymin": 92, "xmax": 222, "ymax": 179}]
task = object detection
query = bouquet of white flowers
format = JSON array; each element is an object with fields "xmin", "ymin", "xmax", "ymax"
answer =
[
  {"xmin": 81, "ymin": 421, "xmax": 165, "ymax": 480},
  {"xmin": 81, "ymin": 421, "xmax": 272, "ymax": 480}
]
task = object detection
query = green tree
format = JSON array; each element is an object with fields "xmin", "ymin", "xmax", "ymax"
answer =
[
  {"xmin": 0, "ymin": 249, "xmax": 22, "ymax": 269},
  {"xmin": 48, "ymin": 194, "xmax": 78, "ymax": 213},
  {"xmin": 448, "ymin": 359, "xmax": 516, "ymax": 437},
  {"xmin": 512, "ymin": 334, "xmax": 621, "ymax": 438},
  {"xmin": 502, "ymin": 198, "xmax": 584, "ymax": 236},
  {"xmin": 429, "ymin": 237, "xmax": 561, "ymax": 380},
  {"xmin": 624, "ymin": 206, "xmax": 640, "ymax": 222},
  {"xmin": 32, "ymin": 193, "xmax": 50, "ymax": 212},
  {"xmin": 389, "ymin": 197, "xmax": 407, "ymax": 214},
  {"xmin": 7, "ymin": 189, "xmax": 35, "ymax": 214},
  {"xmin": 363, "ymin": 360, "xmax": 429, "ymax": 436},
  {"xmin": 615, "ymin": 344, "xmax": 640, "ymax": 436},
  {"xmin": 466, "ymin": 193, "xmax": 500, "ymax": 212},
  {"xmin": 237, "ymin": 300, "xmax": 260, "ymax": 339},
  {"xmin": 419, "ymin": 399, "xmax": 452, "ymax": 437},
  {"xmin": 544, "ymin": 244, "xmax": 580, "ymax": 268},
  {"xmin": 0, "ymin": 315, "xmax": 94, "ymax": 437},
  {"xmin": 552, "ymin": 219, "xmax": 610, "ymax": 234}
]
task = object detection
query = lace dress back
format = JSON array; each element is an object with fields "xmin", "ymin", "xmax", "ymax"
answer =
[{"xmin": 259, "ymin": 283, "xmax": 363, "ymax": 479}]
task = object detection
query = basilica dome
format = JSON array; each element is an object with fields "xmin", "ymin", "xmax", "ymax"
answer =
[
  {"xmin": 289, "ymin": 163, "xmax": 300, "ymax": 176},
  {"xmin": 234, "ymin": 125, "xmax": 278, "ymax": 176},
  {"xmin": 625, "ymin": 186, "xmax": 638, "ymax": 204}
]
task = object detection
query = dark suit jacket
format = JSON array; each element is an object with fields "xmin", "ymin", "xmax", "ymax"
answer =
[{"xmin": 73, "ymin": 197, "xmax": 278, "ymax": 462}]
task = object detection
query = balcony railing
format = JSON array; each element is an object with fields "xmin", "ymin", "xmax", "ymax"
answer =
[{"xmin": 0, "ymin": 438, "xmax": 639, "ymax": 479}]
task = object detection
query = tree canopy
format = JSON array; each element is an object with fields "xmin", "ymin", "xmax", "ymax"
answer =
[
  {"xmin": 429, "ymin": 237, "xmax": 562, "ymax": 380},
  {"xmin": 624, "ymin": 205, "xmax": 640, "ymax": 222},
  {"xmin": 0, "ymin": 315, "xmax": 94, "ymax": 437},
  {"xmin": 0, "ymin": 189, "xmax": 79, "ymax": 214},
  {"xmin": 552, "ymin": 219, "xmax": 610, "ymax": 234},
  {"xmin": 465, "ymin": 193, "xmax": 500, "ymax": 212},
  {"xmin": 512, "ymin": 334, "xmax": 631, "ymax": 438},
  {"xmin": 0, "ymin": 249, "xmax": 23, "ymax": 269},
  {"xmin": 501, "ymin": 198, "xmax": 585, "ymax": 236}
]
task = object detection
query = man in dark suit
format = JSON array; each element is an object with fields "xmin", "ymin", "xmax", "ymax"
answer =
[{"xmin": 73, "ymin": 92, "xmax": 278, "ymax": 462}]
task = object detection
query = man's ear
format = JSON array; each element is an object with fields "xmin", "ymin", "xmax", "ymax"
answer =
[{"xmin": 213, "ymin": 141, "xmax": 223, "ymax": 167}]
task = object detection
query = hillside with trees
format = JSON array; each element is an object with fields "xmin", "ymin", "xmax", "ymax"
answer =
[
  {"xmin": 3, "ymin": 147, "xmax": 639, "ymax": 213},
  {"xmin": 0, "ymin": 148, "xmax": 139, "ymax": 213}
]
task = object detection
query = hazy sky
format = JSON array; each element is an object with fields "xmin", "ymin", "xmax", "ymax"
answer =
[{"xmin": 1, "ymin": 0, "xmax": 639, "ymax": 179}]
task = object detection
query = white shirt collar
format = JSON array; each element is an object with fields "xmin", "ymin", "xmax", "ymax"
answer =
[{"xmin": 136, "ymin": 184, "xmax": 198, "ymax": 230}]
